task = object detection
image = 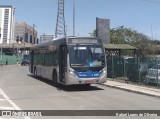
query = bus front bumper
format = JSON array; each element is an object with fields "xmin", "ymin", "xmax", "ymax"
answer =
[{"xmin": 65, "ymin": 73, "xmax": 107, "ymax": 85}]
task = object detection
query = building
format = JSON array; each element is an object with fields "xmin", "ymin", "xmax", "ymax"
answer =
[
  {"xmin": 40, "ymin": 34, "xmax": 54, "ymax": 43},
  {"xmin": 96, "ymin": 17, "xmax": 110, "ymax": 44},
  {"xmin": 14, "ymin": 22, "xmax": 38, "ymax": 44},
  {"xmin": 0, "ymin": 5, "xmax": 15, "ymax": 44}
]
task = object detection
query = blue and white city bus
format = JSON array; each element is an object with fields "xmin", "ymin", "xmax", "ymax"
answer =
[{"xmin": 29, "ymin": 36, "xmax": 107, "ymax": 85}]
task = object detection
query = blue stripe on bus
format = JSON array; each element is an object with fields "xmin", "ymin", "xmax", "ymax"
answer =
[{"xmin": 75, "ymin": 71, "xmax": 102, "ymax": 78}]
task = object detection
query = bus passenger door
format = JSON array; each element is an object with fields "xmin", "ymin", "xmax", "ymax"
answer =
[{"xmin": 59, "ymin": 45, "xmax": 66, "ymax": 82}]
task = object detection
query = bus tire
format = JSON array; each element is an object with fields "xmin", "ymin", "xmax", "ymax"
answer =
[
  {"xmin": 84, "ymin": 84, "xmax": 91, "ymax": 87},
  {"xmin": 52, "ymin": 71, "xmax": 58, "ymax": 86}
]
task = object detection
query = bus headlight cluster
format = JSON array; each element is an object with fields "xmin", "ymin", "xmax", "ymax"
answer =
[
  {"xmin": 100, "ymin": 68, "xmax": 107, "ymax": 77},
  {"xmin": 69, "ymin": 70, "xmax": 76, "ymax": 77},
  {"xmin": 102, "ymin": 70, "xmax": 106, "ymax": 74}
]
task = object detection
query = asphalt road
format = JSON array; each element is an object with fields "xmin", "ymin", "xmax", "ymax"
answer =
[{"xmin": 0, "ymin": 65, "xmax": 160, "ymax": 119}]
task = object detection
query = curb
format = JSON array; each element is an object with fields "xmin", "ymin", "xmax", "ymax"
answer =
[{"xmin": 100, "ymin": 83, "xmax": 160, "ymax": 99}]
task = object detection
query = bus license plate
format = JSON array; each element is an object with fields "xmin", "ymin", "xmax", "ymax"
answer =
[{"xmin": 85, "ymin": 80, "xmax": 93, "ymax": 84}]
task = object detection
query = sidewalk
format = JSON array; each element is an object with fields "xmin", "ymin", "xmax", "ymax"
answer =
[{"xmin": 102, "ymin": 79, "xmax": 160, "ymax": 98}]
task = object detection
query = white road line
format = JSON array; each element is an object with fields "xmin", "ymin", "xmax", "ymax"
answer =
[
  {"xmin": 0, "ymin": 89, "xmax": 20, "ymax": 110},
  {"xmin": 0, "ymin": 88, "xmax": 31, "ymax": 119}
]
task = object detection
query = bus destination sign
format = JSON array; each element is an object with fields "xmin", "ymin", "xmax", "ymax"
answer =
[{"xmin": 69, "ymin": 38, "xmax": 100, "ymax": 44}]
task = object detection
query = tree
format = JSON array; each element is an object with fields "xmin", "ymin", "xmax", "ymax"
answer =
[
  {"xmin": 90, "ymin": 26, "xmax": 158, "ymax": 58},
  {"xmin": 89, "ymin": 30, "xmax": 96, "ymax": 37}
]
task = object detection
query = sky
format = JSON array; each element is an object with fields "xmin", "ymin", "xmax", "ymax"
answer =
[{"xmin": 1, "ymin": 0, "xmax": 160, "ymax": 39}]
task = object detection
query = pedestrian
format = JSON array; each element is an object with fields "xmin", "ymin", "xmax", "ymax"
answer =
[
  {"xmin": 17, "ymin": 59, "xmax": 19, "ymax": 64},
  {"xmin": 6, "ymin": 58, "xmax": 8, "ymax": 65}
]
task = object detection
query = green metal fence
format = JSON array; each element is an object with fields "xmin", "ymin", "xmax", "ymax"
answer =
[
  {"xmin": 0, "ymin": 53, "xmax": 22, "ymax": 65},
  {"xmin": 107, "ymin": 56, "xmax": 160, "ymax": 88}
]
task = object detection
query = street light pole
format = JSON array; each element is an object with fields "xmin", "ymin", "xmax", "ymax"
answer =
[
  {"xmin": 32, "ymin": 24, "xmax": 36, "ymax": 44},
  {"xmin": 73, "ymin": 0, "xmax": 75, "ymax": 36},
  {"xmin": 17, "ymin": 41, "xmax": 21, "ymax": 64}
]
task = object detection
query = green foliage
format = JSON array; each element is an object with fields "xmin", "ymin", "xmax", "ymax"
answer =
[
  {"xmin": 89, "ymin": 30, "xmax": 96, "ymax": 37},
  {"xmin": 90, "ymin": 26, "xmax": 159, "ymax": 58},
  {"xmin": 153, "ymin": 40, "xmax": 160, "ymax": 45},
  {"xmin": 110, "ymin": 26, "xmax": 143, "ymax": 44}
]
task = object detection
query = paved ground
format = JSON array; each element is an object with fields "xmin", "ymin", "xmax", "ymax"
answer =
[
  {"xmin": 0, "ymin": 65, "xmax": 160, "ymax": 119},
  {"xmin": 103, "ymin": 79, "xmax": 160, "ymax": 98}
]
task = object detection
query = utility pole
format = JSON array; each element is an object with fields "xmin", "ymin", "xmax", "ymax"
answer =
[
  {"xmin": 32, "ymin": 24, "xmax": 35, "ymax": 44},
  {"xmin": 73, "ymin": 0, "xmax": 75, "ymax": 36}
]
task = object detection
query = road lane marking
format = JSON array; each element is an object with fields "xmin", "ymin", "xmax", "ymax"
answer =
[
  {"xmin": 0, "ymin": 88, "xmax": 31, "ymax": 119},
  {"xmin": 0, "ymin": 89, "xmax": 20, "ymax": 110}
]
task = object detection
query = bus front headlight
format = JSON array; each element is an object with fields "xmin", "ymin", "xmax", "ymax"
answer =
[
  {"xmin": 102, "ymin": 70, "xmax": 106, "ymax": 74},
  {"xmin": 100, "ymin": 68, "xmax": 107, "ymax": 77},
  {"xmin": 69, "ymin": 70, "xmax": 76, "ymax": 77}
]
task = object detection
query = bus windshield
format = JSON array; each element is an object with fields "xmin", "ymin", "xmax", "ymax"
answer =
[{"xmin": 69, "ymin": 45, "xmax": 105, "ymax": 68}]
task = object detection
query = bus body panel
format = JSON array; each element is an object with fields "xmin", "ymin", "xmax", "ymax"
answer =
[
  {"xmin": 29, "ymin": 36, "xmax": 107, "ymax": 86},
  {"xmin": 34, "ymin": 65, "xmax": 59, "ymax": 81}
]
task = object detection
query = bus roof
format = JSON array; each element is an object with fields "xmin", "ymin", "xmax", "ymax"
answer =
[{"xmin": 32, "ymin": 36, "xmax": 101, "ymax": 49}]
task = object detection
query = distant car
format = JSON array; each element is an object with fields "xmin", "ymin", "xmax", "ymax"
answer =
[
  {"xmin": 146, "ymin": 64, "xmax": 160, "ymax": 84},
  {"xmin": 21, "ymin": 58, "xmax": 29, "ymax": 66},
  {"xmin": 127, "ymin": 63, "xmax": 148, "ymax": 82},
  {"xmin": 21, "ymin": 54, "xmax": 30, "ymax": 66}
]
